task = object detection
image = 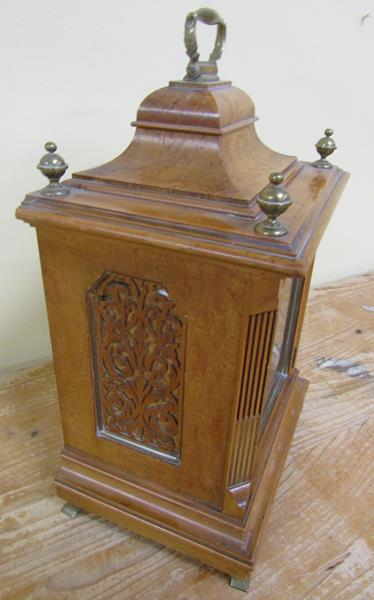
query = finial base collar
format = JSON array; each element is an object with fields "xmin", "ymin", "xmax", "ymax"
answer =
[
  {"xmin": 39, "ymin": 181, "xmax": 70, "ymax": 197},
  {"xmin": 255, "ymin": 218, "xmax": 288, "ymax": 237},
  {"xmin": 312, "ymin": 158, "xmax": 334, "ymax": 170}
]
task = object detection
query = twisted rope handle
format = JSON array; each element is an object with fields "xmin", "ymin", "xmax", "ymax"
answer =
[{"xmin": 184, "ymin": 8, "xmax": 226, "ymax": 81}]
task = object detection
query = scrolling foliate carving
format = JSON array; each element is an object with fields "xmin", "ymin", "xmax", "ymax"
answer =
[{"xmin": 87, "ymin": 271, "xmax": 186, "ymax": 463}]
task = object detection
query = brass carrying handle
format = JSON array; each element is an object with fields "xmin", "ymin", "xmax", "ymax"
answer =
[{"xmin": 184, "ymin": 8, "xmax": 226, "ymax": 81}]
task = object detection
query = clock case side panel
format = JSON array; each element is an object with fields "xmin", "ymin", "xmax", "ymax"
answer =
[
  {"xmin": 36, "ymin": 224, "xmax": 254, "ymax": 510},
  {"xmin": 223, "ymin": 261, "xmax": 314, "ymax": 520}
]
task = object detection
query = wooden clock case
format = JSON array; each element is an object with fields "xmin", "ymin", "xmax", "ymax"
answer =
[{"xmin": 16, "ymin": 21, "xmax": 348, "ymax": 591}]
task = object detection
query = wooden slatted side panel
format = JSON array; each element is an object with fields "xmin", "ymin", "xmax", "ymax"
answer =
[{"xmin": 228, "ymin": 311, "xmax": 276, "ymax": 486}]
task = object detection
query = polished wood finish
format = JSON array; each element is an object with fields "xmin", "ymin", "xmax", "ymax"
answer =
[
  {"xmin": 78, "ymin": 81, "xmax": 295, "ymax": 205},
  {"xmin": 1, "ymin": 274, "xmax": 373, "ymax": 598},
  {"xmin": 17, "ymin": 161, "xmax": 348, "ymax": 277},
  {"xmin": 17, "ymin": 82, "xmax": 348, "ymax": 278},
  {"xmin": 16, "ymin": 74, "xmax": 348, "ymax": 585}
]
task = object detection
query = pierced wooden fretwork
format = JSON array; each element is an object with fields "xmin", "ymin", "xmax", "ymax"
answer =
[
  {"xmin": 87, "ymin": 271, "xmax": 186, "ymax": 464},
  {"xmin": 228, "ymin": 310, "xmax": 276, "ymax": 486}
]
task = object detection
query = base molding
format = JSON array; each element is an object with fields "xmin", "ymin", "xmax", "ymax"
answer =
[{"xmin": 56, "ymin": 376, "xmax": 308, "ymax": 580}]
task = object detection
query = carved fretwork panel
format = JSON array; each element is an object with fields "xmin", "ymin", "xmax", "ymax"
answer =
[{"xmin": 87, "ymin": 271, "xmax": 186, "ymax": 464}]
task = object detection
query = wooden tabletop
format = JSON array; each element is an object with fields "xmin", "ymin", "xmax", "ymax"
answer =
[{"xmin": 1, "ymin": 273, "xmax": 373, "ymax": 599}]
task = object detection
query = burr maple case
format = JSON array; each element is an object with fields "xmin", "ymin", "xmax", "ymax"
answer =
[{"xmin": 16, "ymin": 8, "xmax": 348, "ymax": 591}]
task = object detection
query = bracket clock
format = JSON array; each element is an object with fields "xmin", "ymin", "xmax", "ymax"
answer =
[{"xmin": 16, "ymin": 8, "xmax": 349, "ymax": 592}]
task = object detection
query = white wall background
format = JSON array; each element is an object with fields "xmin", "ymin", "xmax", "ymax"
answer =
[{"xmin": 1, "ymin": 0, "xmax": 373, "ymax": 370}]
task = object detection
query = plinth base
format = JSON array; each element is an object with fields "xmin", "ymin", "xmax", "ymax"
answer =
[{"xmin": 55, "ymin": 375, "xmax": 308, "ymax": 585}]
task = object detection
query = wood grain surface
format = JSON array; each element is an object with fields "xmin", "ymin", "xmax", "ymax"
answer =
[{"xmin": 1, "ymin": 273, "xmax": 373, "ymax": 600}]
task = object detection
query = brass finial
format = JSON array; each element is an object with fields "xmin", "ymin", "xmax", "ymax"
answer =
[
  {"xmin": 313, "ymin": 128, "xmax": 337, "ymax": 169},
  {"xmin": 37, "ymin": 141, "xmax": 69, "ymax": 196},
  {"xmin": 184, "ymin": 8, "xmax": 226, "ymax": 82},
  {"xmin": 255, "ymin": 173, "xmax": 292, "ymax": 237}
]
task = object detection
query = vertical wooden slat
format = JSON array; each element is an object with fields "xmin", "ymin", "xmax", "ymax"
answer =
[
  {"xmin": 238, "ymin": 312, "xmax": 267, "ymax": 483},
  {"xmin": 230, "ymin": 314, "xmax": 258, "ymax": 484},
  {"xmin": 227, "ymin": 317, "xmax": 255, "ymax": 484},
  {"xmin": 245, "ymin": 311, "xmax": 276, "ymax": 480},
  {"xmin": 234, "ymin": 313, "xmax": 262, "ymax": 483},
  {"xmin": 257, "ymin": 311, "xmax": 277, "ymax": 418},
  {"xmin": 228, "ymin": 310, "xmax": 276, "ymax": 486}
]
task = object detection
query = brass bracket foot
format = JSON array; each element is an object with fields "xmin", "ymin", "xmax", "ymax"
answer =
[
  {"xmin": 61, "ymin": 503, "xmax": 81, "ymax": 519},
  {"xmin": 229, "ymin": 575, "xmax": 250, "ymax": 592}
]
